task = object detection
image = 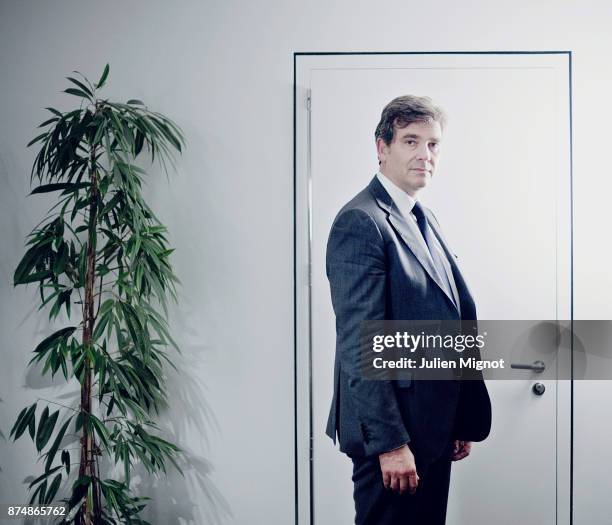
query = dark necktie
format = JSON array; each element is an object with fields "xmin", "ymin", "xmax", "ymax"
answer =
[{"xmin": 411, "ymin": 201, "xmax": 456, "ymax": 305}]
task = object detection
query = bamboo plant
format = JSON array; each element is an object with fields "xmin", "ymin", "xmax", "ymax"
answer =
[{"xmin": 11, "ymin": 64, "xmax": 185, "ymax": 524}]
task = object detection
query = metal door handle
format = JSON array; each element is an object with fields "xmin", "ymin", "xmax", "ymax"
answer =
[{"xmin": 510, "ymin": 360, "xmax": 545, "ymax": 373}]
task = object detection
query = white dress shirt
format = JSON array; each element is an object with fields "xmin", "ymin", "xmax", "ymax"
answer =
[
  {"xmin": 376, "ymin": 171, "xmax": 430, "ymax": 255},
  {"xmin": 375, "ymin": 171, "xmax": 455, "ymax": 300}
]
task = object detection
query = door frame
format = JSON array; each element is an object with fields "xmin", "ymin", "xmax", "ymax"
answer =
[{"xmin": 293, "ymin": 50, "xmax": 574, "ymax": 525}]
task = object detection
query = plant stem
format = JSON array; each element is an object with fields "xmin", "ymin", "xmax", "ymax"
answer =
[{"xmin": 79, "ymin": 119, "xmax": 101, "ymax": 524}]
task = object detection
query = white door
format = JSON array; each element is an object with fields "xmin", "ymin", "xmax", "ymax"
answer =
[{"xmin": 295, "ymin": 53, "xmax": 571, "ymax": 525}]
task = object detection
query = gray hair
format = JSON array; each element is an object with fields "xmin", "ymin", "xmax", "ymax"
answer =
[{"xmin": 375, "ymin": 95, "xmax": 447, "ymax": 145}]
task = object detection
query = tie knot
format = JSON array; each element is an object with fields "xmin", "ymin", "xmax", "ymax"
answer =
[{"xmin": 412, "ymin": 201, "xmax": 426, "ymax": 223}]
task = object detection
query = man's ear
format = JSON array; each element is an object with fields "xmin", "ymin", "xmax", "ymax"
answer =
[{"xmin": 376, "ymin": 137, "xmax": 387, "ymax": 164}]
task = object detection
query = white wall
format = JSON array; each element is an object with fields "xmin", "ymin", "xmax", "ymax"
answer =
[{"xmin": 0, "ymin": 1, "xmax": 610, "ymax": 523}]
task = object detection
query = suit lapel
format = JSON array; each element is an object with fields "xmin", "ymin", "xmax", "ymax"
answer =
[
  {"xmin": 369, "ymin": 177, "xmax": 460, "ymax": 314},
  {"xmin": 426, "ymin": 218, "xmax": 462, "ymax": 311},
  {"xmin": 426, "ymin": 212, "xmax": 476, "ymax": 314}
]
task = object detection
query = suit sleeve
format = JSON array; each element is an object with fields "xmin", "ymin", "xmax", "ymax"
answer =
[{"xmin": 326, "ymin": 208, "xmax": 410, "ymax": 456}]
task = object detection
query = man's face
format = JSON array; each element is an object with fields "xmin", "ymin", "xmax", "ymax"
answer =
[{"xmin": 377, "ymin": 119, "xmax": 442, "ymax": 197}]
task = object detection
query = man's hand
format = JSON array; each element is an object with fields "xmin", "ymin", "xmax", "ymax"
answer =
[
  {"xmin": 452, "ymin": 440, "xmax": 472, "ymax": 461},
  {"xmin": 378, "ymin": 444, "xmax": 419, "ymax": 495}
]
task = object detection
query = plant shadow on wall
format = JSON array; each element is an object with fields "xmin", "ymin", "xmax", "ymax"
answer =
[
  {"xmin": 19, "ymin": 332, "xmax": 230, "ymax": 525},
  {"xmin": 11, "ymin": 64, "xmax": 229, "ymax": 524}
]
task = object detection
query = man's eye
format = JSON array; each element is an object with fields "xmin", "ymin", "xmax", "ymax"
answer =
[
  {"xmin": 406, "ymin": 140, "xmax": 416, "ymax": 146},
  {"xmin": 430, "ymin": 143, "xmax": 439, "ymax": 151}
]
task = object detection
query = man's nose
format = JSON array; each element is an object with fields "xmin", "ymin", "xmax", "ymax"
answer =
[{"xmin": 416, "ymin": 143, "xmax": 431, "ymax": 161}]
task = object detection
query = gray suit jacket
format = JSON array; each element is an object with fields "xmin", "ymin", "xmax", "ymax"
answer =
[{"xmin": 325, "ymin": 176, "xmax": 491, "ymax": 467}]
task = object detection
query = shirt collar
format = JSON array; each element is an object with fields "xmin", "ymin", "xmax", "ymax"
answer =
[{"xmin": 376, "ymin": 171, "xmax": 417, "ymax": 217}]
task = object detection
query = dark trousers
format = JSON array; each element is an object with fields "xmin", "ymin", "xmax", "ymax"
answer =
[{"xmin": 351, "ymin": 440, "xmax": 454, "ymax": 525}]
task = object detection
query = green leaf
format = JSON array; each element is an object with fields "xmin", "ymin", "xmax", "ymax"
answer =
[
  {"xmin": 29, "ymin": 479, "xmax": 47, "ymax": 505},
  {"xmin": 16, "ymin": 269, "xmax": 53, "ymax": 285},
  {"xmin": 35, "ymin": 407, "xmax": 49, "ymax": 445},
  {"xmin": 74, "ymin": 411, "xmax": 84, "ymax": 433},
  {"xmin": 33, "ymin": 327, "xmax": 77, "ymax": 356},
  {"xmin": 28, "ymin": 465, "xmax": 63, "ymax": 489},
  {"xmin": 63, "ymin": 87, "xmax": 90, "ymax": 99},
  {"xmin": 60, "ymin": 353, "xmax": 68, "ymax": 380},
  {"xmin": 44, "ymin": 473, "xmax": 62, "ymax": 504},
  {"xmin": 27, "ymin": 132, "xmax": 49, "ymax": 147},
  {"xmin": 66, "ymin": 475, "xmax": 90, "ymax": 511},
  {"xmin": 38, "ymin": 117, "xmax": 59, "ymax": 128},
  {"xmin": 96, "ymin": 63, "xmax": 110, "ymax": 89},
  {"xmin": 44, "ymin": 417, "xmax": 72, "ymax": 471},
  {"xmin": 13, "ymin": 245, "xmax": 43, "ymax": 285},
  {"xmin": 30, "ymin": 182, "xmax": 90, "ymax": 195},
  {"xmin": 127, "ymin": 99, "xmax": 145, "ymax": 106},
  {"xmin": 52, "ymin": 244, "xmax": 69, "ymax": 276},
  {"xmin": 66, "ymin": 76, "xmax": 93, "ymax": 98},
  {"xmin": 10, "ymin": 406, "xmax": 28, "ymax": 438},
  {"xmin": 89, "ymin": 414, "xmax": 110, "ymax": 449},
  {"xmin": 36, "ymin": 407, "xmax": 59, "ymax": 451},
  {"xmin": 93, "ymin": 300, "xmax": 114, "ymax": 341},
  {"xmin": 45, "ymin": 107, "xmax": 63, "ymax": 117},
  {"xmin": 10, "ymin": 404, "xmax": 32, "ymax": 440},
  {"xmin": 10, "ymin": 402, "xmax": 37, "ymax": 441},
  {"xmin": 61, "ymin": 449, "xmax": 70, "ymax": 475},
  {"xmin": 28, "ymin": 408, "xmax": 36, "ymax": 440}
]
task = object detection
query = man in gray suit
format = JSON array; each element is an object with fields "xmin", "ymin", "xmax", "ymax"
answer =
[{"xmin": 325, "ymin": 95, "xmax": 492, "ymax": 524}]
